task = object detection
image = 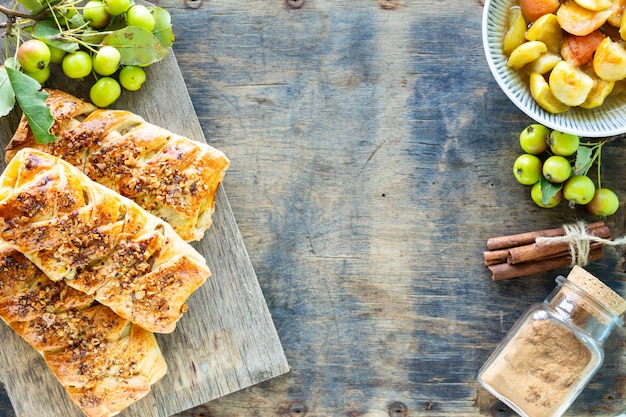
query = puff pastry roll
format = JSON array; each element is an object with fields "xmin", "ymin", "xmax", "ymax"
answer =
[
  {"xmin": 6, "ymin": 88, "xmax": 230, "ymax": 242},
  {"xmin": 0, "ymin": 149, "xmax": 211, "ymax": 333},
  {"xmin": 0, "ymin": 242, "xmax": 167, "ymax": 417}
]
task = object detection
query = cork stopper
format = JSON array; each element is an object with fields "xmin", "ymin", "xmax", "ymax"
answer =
[{"xmin": 567, "ymin": 266, "xmax": 626, "ymax": 317}]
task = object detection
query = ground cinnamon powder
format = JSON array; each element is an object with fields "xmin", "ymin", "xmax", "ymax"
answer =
[
  {"xmin": 480, "ymin": 266, "xmax": 626, "ymax": 417},
  {"xmin": 480, "ymin": 318, "xmax": 592, "ymax": 417}
]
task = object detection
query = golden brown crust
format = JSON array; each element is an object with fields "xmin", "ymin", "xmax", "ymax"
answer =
[
  {"xmin": 0, "ymin": 149, "xmax": 211, "ymax": 333},
  {"xmin": 5, "ymin": 89, "xmax": 230, "ymax": 242},
  {"xmin": 0, "ymin": 242, "xmax": 167, "ymax": 417}
]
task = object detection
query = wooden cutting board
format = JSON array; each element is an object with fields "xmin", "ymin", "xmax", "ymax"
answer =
[{"xmin": 0, "ymin": 45, "xmax": 289, "ymax": 416}]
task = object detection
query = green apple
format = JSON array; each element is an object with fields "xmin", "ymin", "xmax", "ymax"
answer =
[
  {"xmin": 119, "ymin": 65, "xmax": 146, "ymax": 91},
  {"xmin": 531, "ymin": 180, "xmax": 562, "ymax": 208},
  {"xmin": 519, "ymin": 124, "xmax": 549, "ymax": 155},
  {"xmin": 90, "ymin": 76, "xmax": 121, "ymax": 107},
  {"xmin": 542, "ymin": 155, "xmax": 571, "ymax": 183},
  {"xmin": 83, "ymin": 0, "xmax": 110, "ymax": 29},
  {"xmin": 17, "ymin": 39, "xmax": 51, "ymax": 73},
  {"xmin": 587, "ymin": 188, "xmax": 620, "ymax": 216},
  {"xmin": 563, "ymin": 175, "xmax": 595, "ymax": 206},
  {"xmin": 513, "ymin": 154, "xmax": 542, "ymax": 185},
  {"xmin": 126, "ymin": 4, "xmax": 155, "ymax": 31},
  {"xmin": 47, "ymin": 44, "xmax": 66, "ymax": 64},
  {"xmin": 92, "ymin": 45, "xmax": 120, "ymax": 76},
  {"xmin": 104, "ymin": 0, "xmax": 130, "ymax": 15},
  {"xmin": 548, "ymin": 130, "xmax": 580, "ymax": 156},
  {"xmin": 62, "ymin": 50, "xmax": 93, "ymax": 79}
]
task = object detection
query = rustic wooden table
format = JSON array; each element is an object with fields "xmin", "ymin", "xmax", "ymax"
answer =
[{"xmin": 1, "ymin": 0, "xmax": 626, "ymax": 416}]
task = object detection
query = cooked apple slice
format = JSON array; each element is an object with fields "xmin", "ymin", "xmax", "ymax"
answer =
[
  {"xmin": 508, "ymin": 41, "xmax": 548, "ymax": 70},
  {"xmin": 503, "ymin": 6, "xmax": 528, "ymax": 55},
  {"xmin": 548, "ymin": 60, "xmax": 594, "ymax": 105},
  {"xmin": 525, "ymin": 13, "xmax": 563, "ymax": 53},
  {"xmin": 557, "ymin": 0, "xmax": 613, "ymax": 35},
  {"xmin": 529, "ymin": 72, "xmax": 571, "ymax": 113},
  {"xmin": 580, "ymin": 76, "xmax": 615, "ymax": 108},
  {"xmin": 524, "ymin": 52, "xmax": 562, "ymax": 74},
  {"xmin": 593, "ymin": 37, "xmax": 626, "ymax": 81},
  {"xmin": 560, "ymin": 30, "xmax": 605, "ymax": 67},
  {"xmin": 519, "ymin": 0, "xmax": 560, "ymax": 21}
]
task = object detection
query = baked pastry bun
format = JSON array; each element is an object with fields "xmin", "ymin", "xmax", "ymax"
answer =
[
  {"xmin": 0, "ymin": 242, "xmax": 167, "ymax": 417},
  {"xmin": 0, "ymin": 148, "xmax": 211, "ymax": 333},
  {"xmin": 6, "ymin": 88, "xmax": 230, "ymax": 242}
]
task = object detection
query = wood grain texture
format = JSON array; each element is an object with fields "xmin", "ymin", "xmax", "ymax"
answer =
[
  {"xmin": 2, "ymin": 0, "xmax": 626, "ymax": 416},
  {"xmin": 0, "ymin": 15, "xmax": 289, "ymax": 417}
]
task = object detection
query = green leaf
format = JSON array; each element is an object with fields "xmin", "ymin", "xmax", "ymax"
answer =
[
  {"xmin": 0, "ymin": 68, "xmax": 16, "ymax": 117},
  {"xmin": 540, "ymin": 176, "xmax": 562, "ymax": 206},
  {"xmin": 6, "ymin": 68, "xmax": 56, "ymax": 144},
  {"xmin": 33, "ymin": 21, "xmax": 79, "ymax": 53},
  {"xmin": 66, "ymin": 13, "xmax": 86, "ymax": 29},
  {"xmin": 5, "ymin": 57, "xmax": 19, "ymax": 70},
  {"xmin": 574, "ymin": 145, "xmax": 593, "ymax": 175},
  {"xmin": 151, "ymin": 7, "xmax": 175, "ymax": 49},
  {"xmin": 103, "ymin": 26, "xmax": 170, "ymax": 66}
]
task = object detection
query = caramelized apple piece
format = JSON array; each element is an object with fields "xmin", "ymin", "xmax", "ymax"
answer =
[
  {"xmin": 525, "ymin": 13, "xmax": 564, "ymax": 53},
  {"xmin": 556, "ymin": 0, "xmax": 612, "ymax": 36},
  {"xmin": 520, "ymin": 0, "xmax": 560, "ymax": 21},
  {"xmin": 593, "ymin": 37, "xmax": 626, "ymax": 81},
  {"xmin": 580, "ymin": 75, "xmax": 615, "ymax": 108},
  {"xmin": 560, "ymin": 30, "xmax": 606, "ymax": 66},
  {"xmin": 524, "ymin": 52, "xmax": 563, "ymax": 74},
  {"xmin": 548, "ymin": 60, "xmax": 594, "ymax": 105},
  {"xmin": 529, "ymin": 72, "xmax": 571, "ymax": 113},
  {"xmin": 508, "ymin": 41, "xmax": 548, "ymax": 69},
  {"xmin": 503, "ymin": 6, "xmax": 529, "ymax": 55}
]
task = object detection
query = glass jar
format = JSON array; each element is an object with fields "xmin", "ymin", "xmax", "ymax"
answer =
[{"xmin": 478, "ymin": 265, "xmax": 626, "ymax": 417}]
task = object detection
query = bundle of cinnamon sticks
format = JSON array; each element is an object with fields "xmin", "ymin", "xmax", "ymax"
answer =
[{"xmin": 484, "ymin": 222, "xmax": 610, "ymax": 280}]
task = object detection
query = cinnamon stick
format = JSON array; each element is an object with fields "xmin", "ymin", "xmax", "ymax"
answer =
[
  {"xmin": 486, "ymin": 221, "xmax": 606, "ymax": 251},
  {"xmin": 507, "ymin": 226, "xmax": 611, "ymax": 265},
  {"xmin": 489, "ymin": 247, "xmax": 604, "ymax": 281},
  {"xmin": 518, "ymin": 241, "xmax": 605, "ymax": 264},
  {"xmin": 483, "ymin": 248, "xmax": 509, "ymax": 266}
]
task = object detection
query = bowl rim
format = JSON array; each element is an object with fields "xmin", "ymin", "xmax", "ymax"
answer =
[{"xmin": 482, "ymin": 0, "xmax": 626, "ymax": 138}]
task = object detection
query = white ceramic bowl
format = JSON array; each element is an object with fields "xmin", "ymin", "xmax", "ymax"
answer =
[{"xmin": 482, "ymin": 0, "xmax": 626, "ymax": 138}]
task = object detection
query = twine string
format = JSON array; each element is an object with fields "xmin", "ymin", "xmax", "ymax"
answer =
[{"xmin": 535, "ymin": 221, "xmax": 626, "ymax": 267}]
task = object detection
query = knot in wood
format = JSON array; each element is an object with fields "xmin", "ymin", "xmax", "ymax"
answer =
[
  {"xmin": 286, "ymin": 0, "xmax": 304, "ymax": 9},
  {"xmin": 278, "ymin": 401, "xmax": 308, "ymax": 417},
  {"xmin": 183, "ymin": 0, "xmax": 202, "ymax": 10},
  {"xmin": 388, "ymin": 402, "xmax": 408, "ymax": 417},
  {"xmin": 378, "ymin": 0, "xmax": 400, "ymax": 9}
]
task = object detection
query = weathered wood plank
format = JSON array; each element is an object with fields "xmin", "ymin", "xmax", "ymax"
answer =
[{"xmin": 2, "ymin": 0, "xmax": 626, "ymax": 416}]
